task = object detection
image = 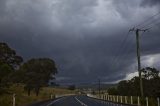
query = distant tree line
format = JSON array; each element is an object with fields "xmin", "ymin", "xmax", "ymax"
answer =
[
  {"xmin": 68, "ymin": 85, "xmax": 76, "ymax": 90},
  {"xmin": 0, "ymin": 42, "xmax": 57, "ymax": 96},
  {"xmin": 108, "ymin": 67, "xmax": 160, "ymax": 97}
]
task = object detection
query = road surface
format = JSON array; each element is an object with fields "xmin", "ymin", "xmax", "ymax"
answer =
[{"xmin": 31, "ymin": 95, "xmax": 134, "ymax": 106}]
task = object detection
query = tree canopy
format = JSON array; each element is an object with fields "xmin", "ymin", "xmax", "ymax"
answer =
[
  {"xmin": 0, "ymin": 42, "xmax": 58, "ymax": 96},
  {"xmin": 19, "ymin": 58, "xmax": 57, "ymax": 96},
  {"xmin": 0, "ymin": 42, "xmax": 23, "ymax": 92},
  {"xmin": 0, "ymin": 42, "xmax": 23, "ymax": 69},
  {"xmin": 108, "ymin": 67, "xmax": 160, "ymax": 97}
]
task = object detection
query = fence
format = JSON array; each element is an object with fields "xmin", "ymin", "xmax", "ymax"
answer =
[{"xmin": 87, "ymin": 94, "xmax": 160, "ymax": 106}]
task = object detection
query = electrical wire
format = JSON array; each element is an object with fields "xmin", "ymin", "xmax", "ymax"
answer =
[
  {"xmin": 135, "ymin": 11, "xmax": 160, "ymax": 28},
  {"xmin": 110, "ymin": 31, "xmax": 131, "ymax": 69}
]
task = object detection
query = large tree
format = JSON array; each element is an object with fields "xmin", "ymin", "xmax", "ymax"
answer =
[
  {"xmin": 141, "ymin": 67, "xmax": 159, "ymax": 80},
  {"xmin": 116, "ymin": 67, "xmax": 160, "ymax": 97},
  {"xmin": 20, "ymin": 58, "xmax": 57, "ymax": 96},
  {"xmin": 0, "ymin": 42, "xmax": 23, "ymax": 91},
  {"xmin": 141, "ymin": 67, "xmax": 160, "ymax": 97},
  {"xmin": 0, "ymin": 42, "xmax": 23, "ymax": 69}
]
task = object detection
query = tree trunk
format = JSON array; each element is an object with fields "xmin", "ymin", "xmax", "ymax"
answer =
[
  {"xmin": 27, "ymin": 88, "xmax": 31, "ymax": 96},
  {"xmin": 35, "ymin": 87, "xmax": 40, "ymax": 96}
]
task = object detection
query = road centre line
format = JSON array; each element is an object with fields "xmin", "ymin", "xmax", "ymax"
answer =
[{"xmin": 75, "ymin": 96, "xmax": 88, "ymax": 106}]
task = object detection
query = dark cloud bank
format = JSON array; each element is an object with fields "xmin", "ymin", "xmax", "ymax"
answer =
[{"xmin": 0, "ymin": 0, "xmax": 160, "ymax": 85}]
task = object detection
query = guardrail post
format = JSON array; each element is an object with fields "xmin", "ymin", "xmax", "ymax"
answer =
[
  {"xmin": 110, "ymin": 95, "xmax": 112, "ymax": 101},
  {"xmin": 113, "ymin": 96, "xmax": 115, "ymax": 102},
  {"xmin": 51, "ymin": 94, "xmax": 53, "ymax": 99},
  {"xmin": 158, "ymin": 97, "xmax": 160, "ymax": 106},
  {"xmin": 121, "ymin": 96, "xmax": 122, "ymax": 103},
  {"xmin": 125, "ymin": 96, "xmax": 127, "ymax": 104},
  {"xmin": 131, "ymin": 96, "xmax": 133, "ymax": 105},
  {"xmin": 13, "ymin": 93, "xmax": 16, "ymax": 106},
  {"xmin": 108, "ymin": 95, "xmax": 109, "ymax": 101},
  {"xmin": 146, "ymin": 97, "xmax": 148, "ymax": 106},
  {"xmin": 138, "ymin": 96, "xmax": 140, "ymax": 106}
]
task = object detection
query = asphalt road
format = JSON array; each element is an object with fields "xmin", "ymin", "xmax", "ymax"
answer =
[{"xmin": 33, "ymin": 95, "xmax": 133, "ymax": 106}]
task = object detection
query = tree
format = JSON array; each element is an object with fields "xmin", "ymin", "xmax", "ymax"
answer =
[
  {"xmin": 20, "ymin": 58, "xmax": 57, "ymax": 96},
  {"xmin": 141, "ymin": 67, "xmax": 160, "ymax": 96},
  {"xmin": 0, "ymin": 63, "xmax": 12, "ymax": 83},
  {"xmin": 0, "ymin": 42, "xmax": 23, "ymax": 69},
  {"xmin": 68, "ymin": 85, "xmax": 76, "ymax": 90},
  {"xmin": 107, "ymin": 87, "xmax": 118, "ymax": 95},
  {"xmin": 0, "ymin": 42, "xmax": 23, "ymax": 92},
  {"xmin": 141, "ymin": 67, "xmax": 159, "ymax": 80},
  {"xmin": 0, "ymin": 63, "xmax": 13, "ymax": 93},
  {"xmin": 116, "ymin": 67, "xmax": 160, "ymax": 97}
]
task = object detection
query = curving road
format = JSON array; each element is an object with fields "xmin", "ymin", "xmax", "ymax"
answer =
[{"xmin": 32, "ymin": 95, "xmax": 134, "ymax": 106}]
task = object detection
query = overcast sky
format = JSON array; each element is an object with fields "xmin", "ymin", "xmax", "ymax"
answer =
[{"xmin": 0, "ymin": 0, "xmax": 160, "ymax": 85}]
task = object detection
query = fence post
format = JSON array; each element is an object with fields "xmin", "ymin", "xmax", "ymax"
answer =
[
  {"xmin": 111, "ymin": 95, "xmax": 112, "ymax": 101},
  {"xmin": 138, "ymin": 96, "xmax": 140, "ymax": 106},
  {"xmin": 146, "ymin": 97, "xmax": 148, "ymax": 106},
  {"xmin": 131, "ymin": 96, "xmax": 133, "ymax": 105},
  {"xmin": 121, "ymin": 96, "xmax": 122, "ymax": 103},
  {"xmin": 108, "ymin": 95, "xmax": 109, "ymax": 101},
  {"xmin": 51, "ymin": 94, "xmax": 53, "ymax": 99},
  {"xmin": 13, "ymin": 93, "xmax": 16, "ymax": 106},
  {"xmin": 158, "ymin": 97, "xmax": 160, "ymax": 106},
  {"xmin": 117, "ymin": 96, "xmax": 118, "ymax": 103},
  {"xmin": 113, "ymin": 96, "xmax": 115, "ymax": 102},
  {"xmin": 125, "ymin": 96, "xmax": 127, "ymax": 104}
]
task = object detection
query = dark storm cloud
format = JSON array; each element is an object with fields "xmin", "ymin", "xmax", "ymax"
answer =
[
  {"xmin": 0, "ymin": 0, "xmax": 160, "ymax": 84},
  {"xmin": 141, "ymin": 0, "xmax": 160, "ymax": 7}
]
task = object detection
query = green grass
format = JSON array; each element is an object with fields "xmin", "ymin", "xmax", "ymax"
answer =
[{"xmin": 0, "ymin": 84, "xmax": 76, "ymax": 106}]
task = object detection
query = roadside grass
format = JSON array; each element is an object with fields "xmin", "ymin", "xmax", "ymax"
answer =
[{"xmin": 0, "ymin": 84, "xmax": 76, "ymax": 106}]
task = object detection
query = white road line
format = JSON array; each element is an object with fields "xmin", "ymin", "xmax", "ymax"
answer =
[
  {"xmin": 47, "ymin": 97, "xmax": 65, "ymax": 106},
  {"xmin": 75, "ymin": 96, "xmax": 88, "ymax": 106}
]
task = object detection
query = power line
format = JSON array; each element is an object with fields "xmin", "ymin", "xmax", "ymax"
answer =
[
  {"xmin": 135, "ymin": 11, "xmax": 160, "ymax": 28},
  {"xmin": 115, "ymin": 32, "xmax": 135, "ymax": 68},
  {"xmin": 110, "ymin": 31, "xmax": 130, "ymax": 69},
  {"xmin": 140, "ymin": 16, "xmax": 160, "ymax": 29},
  {"xmin": 142, "ymin": 21, "xmax": 160, "ymax": 30}
]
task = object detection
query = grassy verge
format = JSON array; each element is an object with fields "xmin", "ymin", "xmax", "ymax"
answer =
[{"xmin": 0, "ymin": 84, "xmax": 76, "ymax": 106}]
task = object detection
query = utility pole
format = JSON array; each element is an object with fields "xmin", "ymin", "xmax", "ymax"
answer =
[
  {"xmin": 136, "ymin": 29, "xmax": 143, "ymax": 97},
  {"xmin": 129, "ymin": 28, "xmax": 148, "ymax": 97}
]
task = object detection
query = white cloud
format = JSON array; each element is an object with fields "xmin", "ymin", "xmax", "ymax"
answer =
[
  {"xmin": 141, "ymin": 53, "xmax": 160, "ymax": 68},
  {"xmin": 125, "ymin": 71, "xmax": 139, "ymax": 80}
]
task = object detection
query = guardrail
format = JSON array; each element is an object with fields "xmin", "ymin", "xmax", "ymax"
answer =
[{"xmin": 87, "ymin": 94, "xmax": 160, "ymax": 106}]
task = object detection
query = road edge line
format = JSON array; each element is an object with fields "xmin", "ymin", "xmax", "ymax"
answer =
[{"xmin": 75, "ymin": 96, "xmax": 88, "ymax": 106}]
